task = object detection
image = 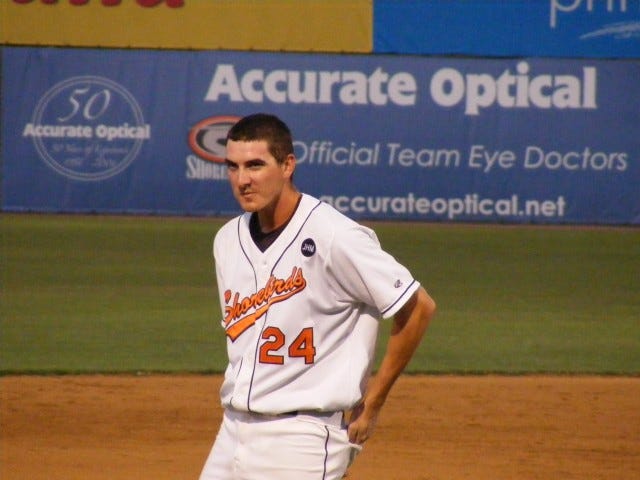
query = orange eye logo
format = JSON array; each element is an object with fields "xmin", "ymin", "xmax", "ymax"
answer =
[{"xmin": 188, "ymin": 115, "xmax": 240, "ymax": 163}]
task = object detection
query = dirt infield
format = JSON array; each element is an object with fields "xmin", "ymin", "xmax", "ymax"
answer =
[{"xmin": 1, "ymin": 375, "xmax": 639, "ymax": 480}]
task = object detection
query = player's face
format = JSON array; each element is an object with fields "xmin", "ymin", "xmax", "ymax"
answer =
[{"xmin": 225, "ymin": 139, "xmax": 295, "ymax": 214}]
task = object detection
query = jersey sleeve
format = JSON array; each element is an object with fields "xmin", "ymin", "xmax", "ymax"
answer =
[{"xmin": 327, "ymin": 224, "xmax": 419, "ymax": 319}]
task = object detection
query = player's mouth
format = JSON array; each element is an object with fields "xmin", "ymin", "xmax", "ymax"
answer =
[
  {"xmin": 236, "ymin": 191, "xmax": 260, "ymax": 211},
  {"xmin": 237, "ymin": 190, "xmax": 258, "ymax": 203}
]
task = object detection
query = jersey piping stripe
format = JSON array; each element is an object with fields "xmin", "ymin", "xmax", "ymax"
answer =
[
  {"xmin": 321, "ymin": 425, "xmax": 330, "ymax": 479},
  {"xmin": 380, "ymin": 279, "xmax": 417, "ymax": 316},
  {"xmin": 246, "ymin": 198, "xmax": 323, "ymax": 413},
  {"xmin": 235, "ymin": 215, "xmax": 258, "ymax": 412},
  {"xmin": 236, "ymin": 215, "xmax": 259, "ymax": 292}
]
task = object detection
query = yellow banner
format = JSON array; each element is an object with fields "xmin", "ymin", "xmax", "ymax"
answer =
[{"xmin": 1, "ymin": 0, "xmax": 372, "ymax": 53}]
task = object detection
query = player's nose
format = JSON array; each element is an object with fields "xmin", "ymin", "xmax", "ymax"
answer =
[{"xmin": 237, "ymin": 167, "xmax": 251, "ymax": 186}]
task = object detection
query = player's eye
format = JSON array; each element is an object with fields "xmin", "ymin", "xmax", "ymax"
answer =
[
  {"xmin": 224, "ymin": 160, "xmax": 238, "ymax": 171},
  {"xmin": 247, "ymin": 160, "xmax": 266, "ymax": 170}
]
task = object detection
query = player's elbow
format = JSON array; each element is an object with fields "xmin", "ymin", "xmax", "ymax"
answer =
[
  {"xmin": 417, "ymin": 287, "xmax": 436, "ymax": 329},
  {"xmin": 424, "ymin": 289, "xmax": 436, "ymax": 318},
  {"xmin": 393, "ymin": 287, "xmax": 435, "ymax": 335}
]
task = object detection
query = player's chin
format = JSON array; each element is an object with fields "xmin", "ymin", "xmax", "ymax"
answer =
[{"xmin": 235, "ymin": 195, "xmax": 260, "ymax": 212}]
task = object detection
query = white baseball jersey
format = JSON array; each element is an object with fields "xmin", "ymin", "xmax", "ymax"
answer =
[{"xmin": 213, "ymin": 193, "xmax": 419, "ymax": 414}]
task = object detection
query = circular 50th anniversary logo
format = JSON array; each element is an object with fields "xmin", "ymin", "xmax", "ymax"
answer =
[{"xmin": 24, "ymin": 76, "xmax": 150, "ymax": 181}]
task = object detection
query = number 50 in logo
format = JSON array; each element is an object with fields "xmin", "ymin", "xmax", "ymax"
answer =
[{"xmin": 29, "ymin": 76, "xmax": 149, "ymax": 181}]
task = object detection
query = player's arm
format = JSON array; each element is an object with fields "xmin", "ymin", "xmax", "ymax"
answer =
[{"xmin": 348, "ymin": 286, "xmax": 435, "ymax": 445}]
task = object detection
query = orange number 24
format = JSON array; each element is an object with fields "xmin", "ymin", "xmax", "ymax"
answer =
[{"xmin": 260, "ymin": 326, "xmax": 316, "ymax": 365}]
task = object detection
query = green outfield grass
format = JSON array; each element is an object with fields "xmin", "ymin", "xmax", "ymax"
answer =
[{"xmin": 1, "ymin": 213, "xmax": 639, "ymax": 374}]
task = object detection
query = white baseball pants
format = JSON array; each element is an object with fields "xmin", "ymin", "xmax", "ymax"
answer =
[{"xmin": 199, "ymin": 408, "xmax": 361, "ymax": 480}]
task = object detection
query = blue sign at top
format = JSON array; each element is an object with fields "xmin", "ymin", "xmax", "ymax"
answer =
[
  {"xmin": 2, "ymin": 47, "xmax": 639, "ymax": 224},
  {"xmin": 374, "ymin": 0, "xmax": 640, "ymax": 58}
]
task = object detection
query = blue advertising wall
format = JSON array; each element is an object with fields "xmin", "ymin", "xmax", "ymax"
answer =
[
  {"xmin": 2, "ymin": 47, "xmax": 639, "ymax": 224},
  {"xmin": 374, "ymin": 0, "xmax": 640, "ymax": 58}
]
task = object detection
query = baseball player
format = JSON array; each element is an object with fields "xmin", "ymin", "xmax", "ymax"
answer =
[{"xmin": 199, "ymin": 113, "xmax": 436, "ymax": 480}]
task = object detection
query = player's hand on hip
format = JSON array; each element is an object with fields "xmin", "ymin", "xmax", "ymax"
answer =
[{"xmin": 347, "ymin": 402, "xmax": 379, "ymax": 445}]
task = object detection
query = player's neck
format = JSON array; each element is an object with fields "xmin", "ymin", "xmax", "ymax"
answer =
[{"xmin": 257, "ymin": 188, "xmax": 301, "ymax": 233}]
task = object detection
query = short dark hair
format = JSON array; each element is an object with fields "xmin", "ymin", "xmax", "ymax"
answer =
[{"xmin": 227, "ymin": 113, "xmax": 294, "ymax": 164}]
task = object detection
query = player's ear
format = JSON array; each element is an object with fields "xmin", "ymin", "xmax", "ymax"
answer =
[{"xmin": 283, "ymin": 153, "xmax": 296, "ymax": 180}]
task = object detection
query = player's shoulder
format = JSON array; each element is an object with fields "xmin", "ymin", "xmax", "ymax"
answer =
[
  {"xmin": 303, "ymin": 194, "xmax": 376, "ymax": 241},
  {"xmin": 305, "ymin": 194, "xmax": 354, "ymax": 227},
  {"xmin": 213, "ymin": 213, "xmax": 248, "ymax": 247},
  {"xmin": 218, "ymin": 214, "xmax": 245, "ymax": 232}
]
